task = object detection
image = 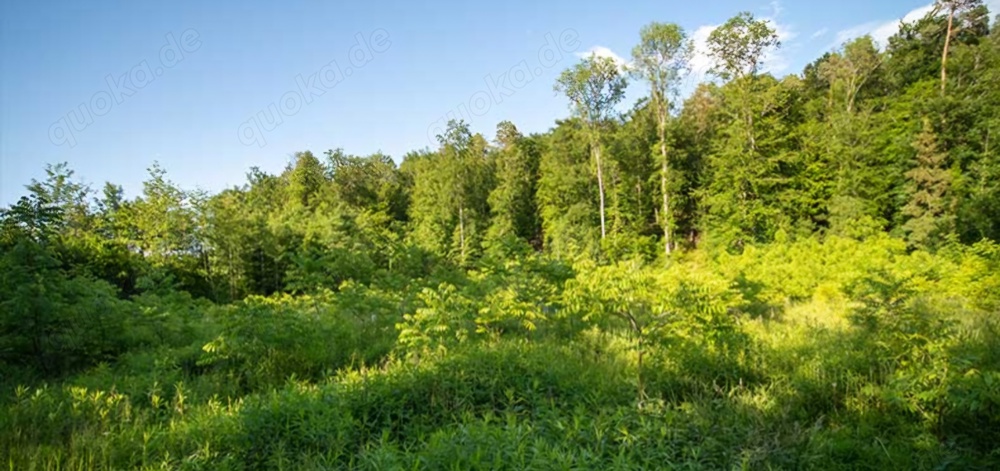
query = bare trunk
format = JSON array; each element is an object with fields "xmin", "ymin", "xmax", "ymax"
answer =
[
  {"xmin": 459, "ymin": 205, "xmax": 466, "ymax": 260},
  {"xmin": 659, "ymin": 125, "xmax": 671, "ymax": 256},
  {"xmin": 942, "ymin": 9, "xmax": 955, "ymax": 95},
  {"xmin": 228, "ymin": 247, "xmax": 236, "ymax": 301},
  {"xmin": 595, "ymin": 139, "xmax": 607, "ymax": 239},
  {"xmin": 743, "ymin": 80, "xmax": 757, "ymax": 153},
  {"xmin": 636, "ymin": 182, "xmax": 643, "ymax": 222}
]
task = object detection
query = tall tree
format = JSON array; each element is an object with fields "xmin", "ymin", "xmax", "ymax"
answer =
[
  {"xmin": 630, "ymin": 22, "xmax": 693, "ymax": 255},
  {"xmin": 903, "ymin": 118, "xmax": 954, "ymax": 248},
  {"xmin": 706, "ymin": 11, "xmax": 780, "ymax": 154},
  {"xmin": 286, "ymin": 151, "xmax": 327, "ymax": 210},
  {"xmin": 814, "ymin": 36, "xmax": 886, "ymax": 234},
  {"xmin": 703, "ymin": 12, "xmax": 783, "ymax": 247},
  {"xmin": 937, "ymin": 0, "xmax": 982, "ymax": 94},
  {"xmin": 132, "ymin": 163, "xmax": 191, "ymax": 260},
  {"xmin": 325, "ymin": 149, "xmax": 407, "ymax": 221},
  {"xmin": 606, "ymin": 101, "xmax": 657, "ymax": 244},
  {"xmin": 674, "ymin": 83, "xmax": 722, "ymax": 246},
  {"xmin": 555, "ymin": 55, "xmax": 628, "ymax": 240},
  {"xmin": 204, "ymin": 188, "xmax": 251, "ymax": 301},
  {"xmin": 485, "ymin": 121, "xmax": 540, "ymax": 252},
  {"xmin": 26, "ymin": 162, "xmax": 92, "ymax": 238},
  {"xmin": 407, "ymin": 120, "xmax": 492, "ymax": 264},
  {"xmin": 536, "ymin": 119, "xmax": 602, "ymax": 258},
  {"xmin": 819, "ymin": 36, "xmax": 882, "ymax": 115}
]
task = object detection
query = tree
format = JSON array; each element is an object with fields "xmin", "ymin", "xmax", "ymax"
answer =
[
  {"xmin": 605, "ymin": 101, "xmax": 657, "ymax": 249},
  {"xmin": 239, "ymin": 167, "xmax": 287, "ymax": 295},
  {"xmin": 203, "ymin": 188, "xmax": 252, "ymax": 300},
  {"xmin": 703, "ymin": 13, "xmax": 785, "ymax": 247},
  {"xmin": 0, "ymin": 194, "xmax": 62, "ymax": 246},
  {"xmin": 673, "ymin": 83, "xmax": 722, "ymax": 247},
  {"xmin": 536, "ymin": 119, "xmax": 602, "ymax": 258},
  {"xmin": 819, "ymin": 36, "xmax": 882, "ymax": 114},
  {"xmin": 286, "ymin": 151, "xmax": 327, "ymax": 210},
  {"xmin": 706, "ymin": 11, "xmax": 780, "ymax": 153},
  {"xmin": 325, "ymin": 149, "xmax": 407, "ymax": 222},
  {"xmin": 813, "ymin": 36, "xmax": 886, "ymax": 234},
  {"xmin": 706, "ymin": 11, "xmax": 780, "ymax": 81},
  {"xmin": 127, "ymin": 163, "xmax": 212, "ymax": 295},
  {"xmin": 937, "ymin": 0, "xmax": 983, "ymax": 94},
  {"xmin": 485, "ymin": 121, "xmax": 541, "ymax": 253},
  {"xmin": 952, "ymin": 17, "xmax": 1000, "ymax": 242},
  {"xmin": 132, "ymin": 163, "xmax": 190, "ymax": 260},
  {"xmin": 26, "ymin": 162, "xmax": 92, "ymax": 238},
  {"xmin": 903, "ymin": 118, "xmax": 954, "ymax": 248},
  {"xmin": 555, "ymin": 55, "xmax": 628, "ymax": 240},
  {"xmin": 0, "ymin": 195, "xmax": 130, "ymax": 375},
  {"xmin": 407, "ymin": 120, "xmax": 492, "ymax": 264},
  {"xmin": 630, "ymin": 22, "xmax": 693, "ymax": 255}
]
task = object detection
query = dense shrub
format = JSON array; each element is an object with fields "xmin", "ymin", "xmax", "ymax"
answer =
[{"xmin": 3, "ymin": 236, "xmax": 1000, "ymax": 469}]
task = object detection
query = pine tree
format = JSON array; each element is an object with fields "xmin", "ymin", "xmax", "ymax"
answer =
[
  {"xmin": 286, "ymin": 151, "xmax": 327, "ymax": 210},
  {"xmin": 902, "ymin": 118, "xmax": 954, "ymax": 247}
]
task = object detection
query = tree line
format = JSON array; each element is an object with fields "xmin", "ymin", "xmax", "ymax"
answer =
[{"xmin": 3, "ymin": 2, "xmax": 999, "ymax": 307}]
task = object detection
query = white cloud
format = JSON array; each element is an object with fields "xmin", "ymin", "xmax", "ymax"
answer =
[
  {"xmin": 769, "ymin": 0, "xmax": 785, "ymax": 18},
  {"xmin": 827, "ymin": 0, "xmax": 1000, "ymax": 52},
  {"xmin": 870, "ymin": 4, "xmax": 936, "ymax": 45},
  {"xmin": 762, "ymin": 16, "xmax": 797, "ymax": 74},
  {"xmin": 832, "ymin": 3, "xmax": 937, "ymax": 49},
  {"xmin": 832, "ymin": 21, "xmax": 881, "ymax": 47},
  {"xmin": 685, "ymin": 0, "xmax": 796, "ymax": 87},
  {"xmin": 575, "ymin": 46, "xmax": 628, "ymax": 69},
  {"xmin": 672, "ymin": 0, "xmax": 999, "ymax": 98},
  {"xmin": 752, "ymin": 1, "xmax": 798, "ymax": 75},
  {"xmin": 688, "ymin": 24, "xmax": 719, "ymax": 79}
]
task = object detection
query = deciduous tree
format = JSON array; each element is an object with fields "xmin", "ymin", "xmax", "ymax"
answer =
[
  {"xmin": 556, "ymin": 55, "xmax": 628, "ymax": 240},
  {"xmin": 630, "ymin": 22, "xmax": 693, "ymax": 255}
]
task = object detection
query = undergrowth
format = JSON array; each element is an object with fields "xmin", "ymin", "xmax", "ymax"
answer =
[{"xmin": 2, "ymin": 236, "xmax": 999, "ymax": 469}]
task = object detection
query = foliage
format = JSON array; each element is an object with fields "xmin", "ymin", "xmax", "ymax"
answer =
[{"xmin": 4, "ymin": 5, "xmax": 1000, "ymax": 469}]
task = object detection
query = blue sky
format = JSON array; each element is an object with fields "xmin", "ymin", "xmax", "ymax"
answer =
[{"xmin": 1, "ymin": 0, "xmax": 987, "ymax": 205}]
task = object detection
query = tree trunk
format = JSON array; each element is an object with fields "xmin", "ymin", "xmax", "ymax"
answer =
[
  {"xmin": 743, "ymin": 81, "xmax": 757, "ymax": 154},
  {"xmin": 659, "ymin": 121, "xmax": 671, "ymax": 256},
  {"xmin": 594, "ymin": 138, "xmax": 607, "ymax": 239},
  {"xmin": 636, "ymin": 182, "xmax": 643, "ymax": 224},
  {"xmin": 941, "ymin": 8, "xmax": 955, "ymax": 95},
  {"xmin": 228, "ymin": 247, "xmax": 236, "ymax": 301},
  {"xmin": 459, "ymin": 205, "xmax": 466, "ymax": 260}
]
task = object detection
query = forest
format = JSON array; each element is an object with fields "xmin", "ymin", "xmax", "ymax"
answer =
[{"xmin": 2, "ymin": 2, "xmax": 1000, "ymax": 469}]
